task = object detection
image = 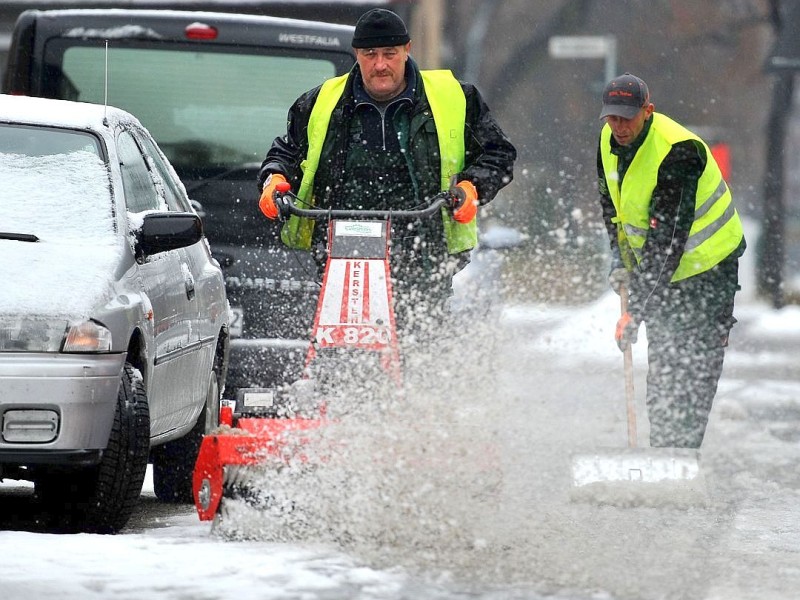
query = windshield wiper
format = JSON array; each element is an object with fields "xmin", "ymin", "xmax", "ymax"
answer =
[{"xmin": 0, "ymin": 232, "xmax": 40, "ymax": 242}]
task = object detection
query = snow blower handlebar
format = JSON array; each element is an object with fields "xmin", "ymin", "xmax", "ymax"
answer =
[{"xmin": 273, "ymin": 182, "xmax": 455, "ymax": 221}]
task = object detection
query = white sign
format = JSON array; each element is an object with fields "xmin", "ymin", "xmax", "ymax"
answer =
[
  {"xmin": 335, "ymin": 220, "xmax": 383, "ymax": 238},
  {"xmin": 548, "ymin": 36, "xmax": 614, "ymax": 59},
  {"xmin": 548, "ymin": 35, "xmax": 618, "ymax": 82}
]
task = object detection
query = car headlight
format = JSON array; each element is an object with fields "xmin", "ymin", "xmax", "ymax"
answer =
[
  {"xmin": 63, "ymin": 321, "xmax": 113, "ymax": 352},
  {"xmin": 0, "ymin": 318, "xmax": 112, "ymax": 352},
  {"xmin": 0, "ymin": 318, "xmax": 65, "ymax": 352}
]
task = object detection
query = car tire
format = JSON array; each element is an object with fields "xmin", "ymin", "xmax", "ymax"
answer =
[
  {"xmin": 36, "ymin": 363, "xmax": 150, "ymax": 534},
  {"xmin": 151, "ymin": 368, "xmax": 220, "ymax": 503}
]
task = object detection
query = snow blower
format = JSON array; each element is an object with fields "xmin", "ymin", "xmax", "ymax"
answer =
[{"xmin": 192, "ymin": 188, "xmax": 456, "ymax": 524}]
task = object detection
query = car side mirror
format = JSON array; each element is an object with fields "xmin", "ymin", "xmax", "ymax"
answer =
[{"xmin": 139, "ymin": 212, "xmax": 203, "ymax": 256}]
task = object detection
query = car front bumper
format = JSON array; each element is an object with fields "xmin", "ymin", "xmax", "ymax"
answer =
[{"xmin": 0, "ymin": 352, "xmax": 125, "ymax": 462}]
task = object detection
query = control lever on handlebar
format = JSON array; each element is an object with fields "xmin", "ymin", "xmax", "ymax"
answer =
[
  {"xmin": 274, "ymin": 181, "xmax": 293, "ymax": 221},
  {"xmin": 443, "ymin": 189, "xmax": 458, "ymax": 210}
]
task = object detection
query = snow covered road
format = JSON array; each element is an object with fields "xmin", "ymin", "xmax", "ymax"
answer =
[{"xmin": 1, "ymin": 294, "xmax": 799, "ymax": 600}]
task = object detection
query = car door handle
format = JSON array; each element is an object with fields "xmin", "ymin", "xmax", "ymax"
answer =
[{"xmin": 182, "ymin": 264, "xmax": 196, "ymax": 301}]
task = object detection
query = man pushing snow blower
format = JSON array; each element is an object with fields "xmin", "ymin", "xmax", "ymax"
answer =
[
  {"xmin": 257, "ymin": 8, "xmax": 516, "ymax": 342},
  {"xmin": 596, "ymin": 73, "xmax": 746, "ymax": 450},
  {"xmin": 191, "ymin": 8, "xmax": 515, "ymax": 526}
]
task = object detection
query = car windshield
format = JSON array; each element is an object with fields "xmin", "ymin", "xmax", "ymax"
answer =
[
  {"xmin": 0, "ymin": 124, "xmax": 114, "ymax": 241},
  {"xmin": 58, "ymin": 46, "xmax": 337, "ymax": 176}
]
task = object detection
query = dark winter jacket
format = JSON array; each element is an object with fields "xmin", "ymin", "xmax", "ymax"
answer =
[
  {"xmin": 259, "ymin": 58, "xmax": 516, "ymax": 256},
  {"xmin": 597, "ymin": 116, "xmax": 745, "ymax": 324}
]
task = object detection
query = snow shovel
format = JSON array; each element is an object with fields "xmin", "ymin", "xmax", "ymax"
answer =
[{"xmin": 570, "ymin": 286, "xmax": 702, "ymax": 497}]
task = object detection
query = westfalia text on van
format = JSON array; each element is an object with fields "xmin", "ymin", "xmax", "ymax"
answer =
[{"xmin": 3, "ymin": 9, "xmax": 355, "ymax": 402}]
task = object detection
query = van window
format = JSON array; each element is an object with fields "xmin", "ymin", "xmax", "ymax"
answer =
[{"xmin": 55, "ymin": 45, "xmax": 337, "ymax": 177}]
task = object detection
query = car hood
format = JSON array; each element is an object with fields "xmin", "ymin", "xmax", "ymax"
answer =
[{"xmin": 0, "ymin": 237, "xmax": 122, "ymax": 320}]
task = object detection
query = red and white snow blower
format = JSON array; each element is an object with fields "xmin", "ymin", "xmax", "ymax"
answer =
[{"xmin": 192, "ymin": 187, "xmax": 456, "ymax": 522}]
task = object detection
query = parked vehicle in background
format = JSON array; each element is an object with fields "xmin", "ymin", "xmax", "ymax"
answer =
[
  {"xmin": 0, "ymin": 94, "xmax": 230, "ymax": 533},
  {"xmin": 2, "ymin": 9, "xmax": 356, "ymax": 404}
]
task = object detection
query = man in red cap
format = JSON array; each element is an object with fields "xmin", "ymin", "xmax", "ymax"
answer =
[
  {"xmin": 597, "ymin": 72, "xmax": 746, "ymax": 448},
  {"xmin": 257, "ymin": 8, "xmax": 516, "ymax": 339}
]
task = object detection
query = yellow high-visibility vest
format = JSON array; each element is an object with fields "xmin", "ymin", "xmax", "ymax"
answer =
[
  {"xmin": 281, "ymin": 70, "xmax": 477, "ymax": 254},
  {"xmin": 600, "ymin": 112, "xmax": 743, "ymax": 281}
]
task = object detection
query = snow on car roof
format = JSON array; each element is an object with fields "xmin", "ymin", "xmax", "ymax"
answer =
[{"xmin": 0, "ymin": 94, "xmax": 140, "ymax": 134}]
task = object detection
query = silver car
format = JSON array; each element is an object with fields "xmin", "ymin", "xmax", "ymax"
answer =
[{"xmin": 0, "ymin": 94, "xmax": 230, "ymax": 533}]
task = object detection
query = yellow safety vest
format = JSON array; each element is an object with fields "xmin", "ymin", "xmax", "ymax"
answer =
[
  {"xmin": 600, "ymin": 112, "xmax": 744, "ymax": 281},
  {"xmin": 281, "ymin": 70, "xmax": 477, "ymax": 254}
]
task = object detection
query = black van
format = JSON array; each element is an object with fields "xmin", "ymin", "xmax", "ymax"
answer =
[{"xmin": 3, "ymin": 9, "xmax": 355, "ymax": 402}]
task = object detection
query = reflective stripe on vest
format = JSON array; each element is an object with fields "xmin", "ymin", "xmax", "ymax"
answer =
[
  {"xmin": 281, "ymin": 74, "xmax": 348, "ymax": 250},
  {"xmin": 421, "ymin": 70, "xmax": 475, "ymax": 254},
  {"xmin": 600, "ymin": 113, "xmax": 744, "ymax": 281},
  {"xmin": 281, "ymin": 70, "xmax": 476, "ymax": 254}
]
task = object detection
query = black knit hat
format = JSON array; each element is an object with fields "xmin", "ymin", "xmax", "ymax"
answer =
[{"xmin": 352, "ymin": 9, "xmax": 410, "ymax": 49}]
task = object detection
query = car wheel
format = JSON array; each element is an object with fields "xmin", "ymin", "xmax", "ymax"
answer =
[
  {"xmin": 36, "ymin": 363, "xmax": 150, "ymax": 534},
  {"xmin": 151, "ymin": 368, "xmax": 220, "ymax": 503}
]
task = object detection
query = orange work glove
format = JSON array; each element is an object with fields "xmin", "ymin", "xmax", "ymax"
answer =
[
  {"xmin": 615, "ymin": 312, "xmax": 639, "ymax": 352},
  {"xmin": 449, "ymin": 180, "xmax": 479, "ymax": 224},
  {"xmin": 259, "ymin": 173, "xmax": 288, "ymax": 220}
]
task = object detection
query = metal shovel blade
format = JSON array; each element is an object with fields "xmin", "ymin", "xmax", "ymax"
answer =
[{"xmin": 571, "ymin": 447, "xmax": 700, "ymax": 487}]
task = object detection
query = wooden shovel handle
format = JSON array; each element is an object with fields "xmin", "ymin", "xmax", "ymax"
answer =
[{"xmin": 621, "ymin": 285, "xmax": 638, "ymax": 448}]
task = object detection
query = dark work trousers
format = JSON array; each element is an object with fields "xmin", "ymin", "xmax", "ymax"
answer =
[
  {"xmin": 389, "ymin": 240, "xmax": 470, "ymax": 351},
  {"xmin": 643, "ymin": 255, "xmax": 740, "ymax": 448},
  {"xmin": 391, "ymin": 253, "xmax": 458, "ymax": 340}
]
